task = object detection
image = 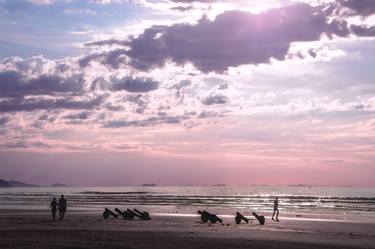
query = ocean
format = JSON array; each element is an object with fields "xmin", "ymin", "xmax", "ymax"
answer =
[{"xmin": 1, "ymin": 186, "xmax": 374, "ymax": 221}]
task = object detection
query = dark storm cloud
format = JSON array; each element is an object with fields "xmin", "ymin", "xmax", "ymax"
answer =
[
  {"xmin": 0, "ymin": 95, "xmax": 104, "ymax": 112},
  {"xmin": 78, "ymin": 2, "xmax": 375, "ymax": 73},
  {"xmin": 0, "ymin": 70, "xmax": 84, "ymax": 97},
  {"xmin": 202, "ymin": 94, "xmax": 228, "ymax": 105},
  {"xmin": 78, "ymin": 53, "xmax": 102, "ymax": 67},
  {"xmin": 337, "ymin": 0, "xmax": 375, "ymax": 16},
  {"xmin": 350, "ymin": 25, "xmax": 375, "ymax": 37},
  {"xmin": 122, "ymin": 3, "xmax": 354, "ymax": 72},
  {"xmin": 93, "ymin": 49, "xmax": 127, "ymax": 70},
  {"xmin": 112, "ymin": 77, "xmax": 159, "ymax": 93},
  {"xmin": 170, "ymin": 0, "xmax": 375, "ymax": 16},
  {"xmin": 78, "ymin": 49, "xmax": 127, "ymax": 69}
]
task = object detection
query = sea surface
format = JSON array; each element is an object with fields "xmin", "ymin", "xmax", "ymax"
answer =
[{"xmin": 0, "ymin": 186, "xmax": 374, "ymax": 221}]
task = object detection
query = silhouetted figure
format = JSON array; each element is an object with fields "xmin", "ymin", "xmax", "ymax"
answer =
[
  {"xmin": 50, "ymin": 198, "xmax": 58, "ymax": 221},
  {"xmin": 272, "ymin": 197, "xmax": 279, "ymax": 221},
  {"xmin": 58, "ymin": 195, "xmax": 67, "ymax": 221}
]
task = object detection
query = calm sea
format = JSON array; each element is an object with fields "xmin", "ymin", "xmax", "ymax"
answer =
[{"xmin": 0, "ymin": 186, "xmax": 374, "ymax": 221}]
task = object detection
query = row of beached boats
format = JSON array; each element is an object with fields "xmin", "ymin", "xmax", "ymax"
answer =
[{"xmin": 103, "ymin": 208, "xmax": 266, "ymax": 225}]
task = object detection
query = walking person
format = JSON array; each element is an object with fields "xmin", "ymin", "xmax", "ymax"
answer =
[
  {"xmin": 50, "ymin": 197, "xmax": 58, "ymax": 221},
  {"xmin": 58, "ymin": 194, "xmax": 67, "ymax": 221},
  {"xmin": 272, "ymin": 197, "xmax": 279, "ymax": 221}
]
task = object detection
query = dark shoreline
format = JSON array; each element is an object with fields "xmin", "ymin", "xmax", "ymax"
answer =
[{"xmin": 0, "ymin": 229, "xmax": 364, "ymax": 249}]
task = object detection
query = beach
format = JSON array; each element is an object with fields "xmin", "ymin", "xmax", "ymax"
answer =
[
  {"xmin": 1, "ymin": 209, "xmax": 374, "ymax": 249},
  {"xmin": 1, "ymin": 186, "xmax": 374, "ymax": 248}
]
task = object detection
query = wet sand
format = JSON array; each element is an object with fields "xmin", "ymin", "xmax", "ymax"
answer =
[{"xmin": 0, "ymin": 210, "xmax": 374, "ymax": 249}]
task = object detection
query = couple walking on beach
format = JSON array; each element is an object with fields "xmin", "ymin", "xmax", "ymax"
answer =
[{"xmin": 50, "ymin": 195, "xmax": 67, "ymax": 221}]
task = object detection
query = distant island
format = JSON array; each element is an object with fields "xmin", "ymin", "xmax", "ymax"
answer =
[
  {"xmin": 0, "ymin": 179, "xmax": 39, "ymax": 188},
  {"xmin": 142, "ymin": 183, "xmax": 157, "ymax": 187},
  {"xmin": 0, "ymin": 179, "xmax": 67, "ymax": 188},
  {"xmin": 0, "ymin": 179, "xmax": 12, "ymax": 187}
]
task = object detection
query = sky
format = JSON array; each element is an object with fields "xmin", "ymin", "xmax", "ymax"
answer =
[{"xmin": 0, "ymin": 0, "xmax": 374, "ymax": 187}]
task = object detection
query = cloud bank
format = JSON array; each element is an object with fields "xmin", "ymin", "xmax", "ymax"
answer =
[
  {"xmin": 81, "ymin": 2, "xmax": 375, "ymax": 72},
  {"xmin": 0, "ymin": 0, "xmax": 374, "ymax": 157}
]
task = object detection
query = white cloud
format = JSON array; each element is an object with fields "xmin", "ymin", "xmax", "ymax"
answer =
[{"xmin": 28, "ymin": 0, "xmax": 55, "ymax": 5}]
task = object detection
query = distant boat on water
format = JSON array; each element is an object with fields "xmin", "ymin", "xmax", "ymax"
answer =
[
  {"xmin": 50, "ymin": 183, "xmax": 67, "ymax": 187},
  {"xmin": 142, "ymin": 183, "xmax": 157, "ymax": 187},
  {"xmin": 288, "ymin": 184, "xmax": 312, "ymax": 187}
]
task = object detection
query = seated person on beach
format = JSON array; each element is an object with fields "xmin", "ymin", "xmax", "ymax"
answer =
[
  {"xmin": 58, "ymin": 195, "xmax": 67, "ymax": 221},
  {"xmin": 272, "ymin": 197, "xmax": 279, "ymax": 221},
  {"xmin": 50, "ymin": 198, "xmax": 58, "ymax": 221}
]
